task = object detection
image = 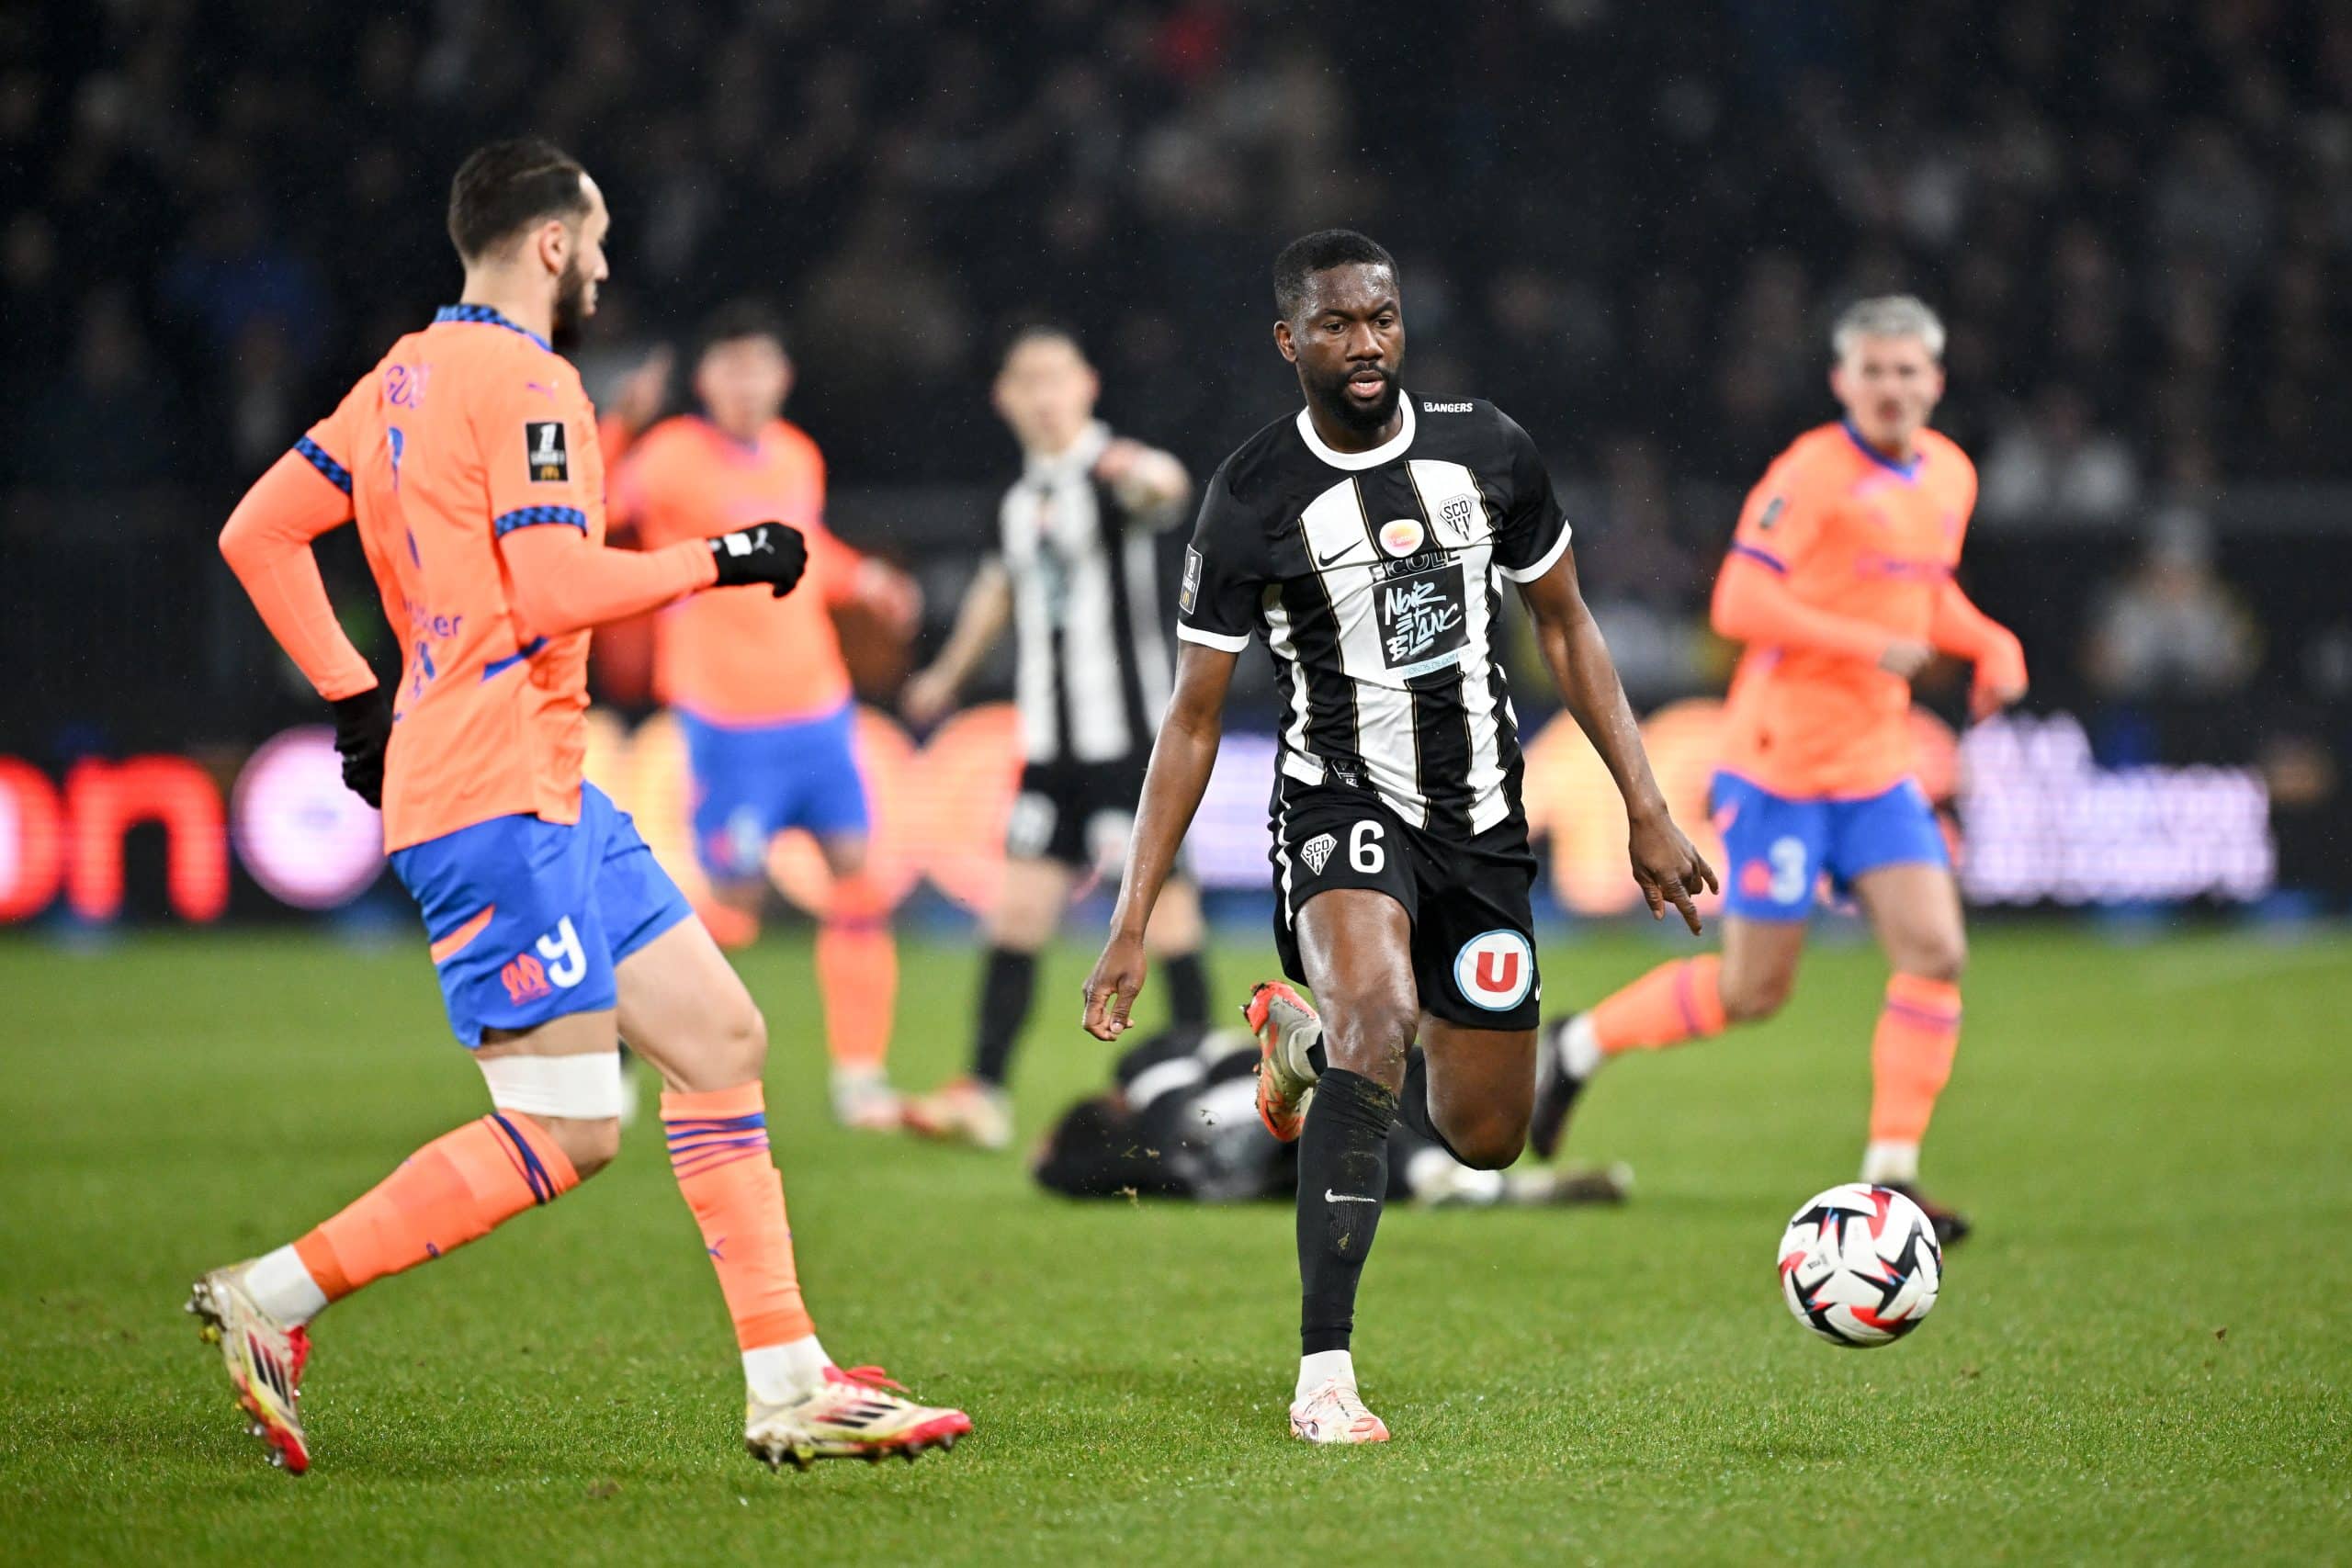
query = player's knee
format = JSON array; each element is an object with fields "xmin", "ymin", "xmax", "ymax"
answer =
[
  {"xmin": 711, "ymin": 1003, "xmax": 769, "ymax": 1084},
  {"xmin": 1318, "ymin": 987, "xmax": 1417, "ymax": 1081},
  {"xmin": 1900, "ymin": 936, "xmax": 1966, "ymax": 987},
  {"xmin": 1445, "ymin": 1112, "xmax": 1526, "ymax": 1171},
  {"xmin": 1721, "ymin": 965, "xmax": 1795, "ymax": 1023},
  {"xmin": 537, "ymin": 1115, "xmax": 620, "ymax": 1180}
]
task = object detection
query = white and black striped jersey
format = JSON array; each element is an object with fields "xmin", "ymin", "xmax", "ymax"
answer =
[
  {"xmin": 1176, "ymin": 396, "xmax": 1572, "ymax": 839},
  {"xmin": 995, "ymin": 421, "xmax": 1182, "ymax": 765}
]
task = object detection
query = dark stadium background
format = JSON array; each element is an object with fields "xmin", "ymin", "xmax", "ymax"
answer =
[{"xmin": 4, "ymin": 0, "xmax": 2347, "ymax": 916}]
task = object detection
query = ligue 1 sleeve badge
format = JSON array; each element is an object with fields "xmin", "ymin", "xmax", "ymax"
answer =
[{"xmin": 1453, "ymin": 929, "xmax": 1534, "ymax": 1010}]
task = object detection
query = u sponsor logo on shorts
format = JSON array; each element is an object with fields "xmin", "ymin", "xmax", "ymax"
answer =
[{"xmin": 1453, "ymin": 929, "xmax": 1534, "ymax": 1011}]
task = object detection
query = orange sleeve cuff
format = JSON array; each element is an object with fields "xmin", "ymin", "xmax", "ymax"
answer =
[
  {"xmin": 219, "ymin": 451, "xmax": 378, "ymax": 701},
  {"xmin": 1930, "ymin": 581, "xmax": 2026, "ymax": 684},
  {"xmin": 498, "ymin": 525, "xmax": 717, "ymax": 642},
  {"xmin": 808, "ymin": 525, "xmax": 867, "ymax": 607},
  {"xmin": 1710, "ymin": 553, "xmax": 1890, "ymax": 662}
]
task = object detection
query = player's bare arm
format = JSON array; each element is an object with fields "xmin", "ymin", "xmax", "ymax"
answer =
[
  {"xmin": 1517, "ymin": 546, "xmax": 1717, "ymax": 931},
  {"xmin": 1081, "ymin": 641, "xmax": 1238, "ymax": 1040},
  {"xmin": 900, "ymin": 558, "xmax": 1012, "ymax": 725}
]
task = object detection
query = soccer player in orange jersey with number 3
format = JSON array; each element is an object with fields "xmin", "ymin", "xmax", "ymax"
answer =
[
  {"xmin": 1531, "ymin": 297, "xmax": 2028, "ymax": 1246},
  {"xmin": 196, "ymin": 138, "xmax": 967, "ymax": 1474}
]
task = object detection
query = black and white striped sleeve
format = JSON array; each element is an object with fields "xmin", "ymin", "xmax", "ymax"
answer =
[
  {"xmin": 1174, "ymin": 462, "xmax": 1263, "ymax": 653},
  {"xmin": 1493, "ymin": 411, "xmax": 1573, "ymax": 583}
]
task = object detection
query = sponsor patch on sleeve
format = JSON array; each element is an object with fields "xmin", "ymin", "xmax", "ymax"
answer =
[
  {"xmin": 1179, "ymin": 546, "xmax": 1203, "ymax": 615},
  {"xmin": 526, "ymin": 421, "xmax": 570, "ymax": 483},
  {"xmin": 1754, "ymin": 494, "xmax": 1786, "ymax": 531}
]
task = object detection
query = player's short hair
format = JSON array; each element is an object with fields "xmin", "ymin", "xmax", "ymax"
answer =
[
  {"xmin": 447, "ymin": 137, "xmax": 592, "ymax": 263},
  {"xmin": 1832, "ymin": 295, "xmax": 1946, "ymax": 361},
  {"xmin": 999, "ymin": 319, "xmax": 1086, "ymax": 368},
  {"xmin": 1272, "ymin": 230, "xmax": 1397, "ymax": 321},
  {"xmin": 696, "ymin": 298, "xmax": 789, "ymax": 361}
]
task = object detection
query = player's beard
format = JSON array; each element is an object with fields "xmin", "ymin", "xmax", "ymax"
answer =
[
  {"xmin": 1305, "ymin": 360, "xmax": 1402, "ymax": 439},
  {"xmin": 550, "ymin": 256, "xmax": 591, "ymax": 354}
]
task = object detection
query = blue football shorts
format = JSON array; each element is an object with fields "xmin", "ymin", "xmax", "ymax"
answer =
[
  {"xmin": 389, "ymin": 780, "xmax": 695, "ymax": 1046},
  {"xmin": 1710, "ymin": 771, "xmax": 1950, "ymax": 923}
]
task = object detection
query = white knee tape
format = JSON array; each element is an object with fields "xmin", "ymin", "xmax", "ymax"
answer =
[{"xmin": 477, "ymin": 1052, "xmax": 625, "ymax": 1120}]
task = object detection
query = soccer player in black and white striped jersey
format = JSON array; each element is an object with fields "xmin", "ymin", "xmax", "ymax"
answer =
[
  {"xmin": 901, "ymin": 325, "xmax": 1213, "ymax": 1147},
  {"xmin": 1082, "ymin": 231, "xmax": 1716, "ymax": 1443}
]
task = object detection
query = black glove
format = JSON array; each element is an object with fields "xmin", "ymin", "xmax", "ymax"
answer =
[
  {"xmin": 707, "ymin": 521, "xmax": 808, "ymax": 597},
  {"xmin": 329, "ymin": 688, "xmax": 394, "ymax": 809}
]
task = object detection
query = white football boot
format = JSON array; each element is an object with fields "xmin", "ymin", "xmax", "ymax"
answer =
[
  {"xmin": 1289, "ymin": 1376, "xmax": 1391, "ymax": 1445},
  {"xmin": 745, "ymin": 1364, "xmax": 973, "ymax": 1470},
  {"xmin": 187, "ymin": 1263, "xmax": 311, "ymax": 1474}
]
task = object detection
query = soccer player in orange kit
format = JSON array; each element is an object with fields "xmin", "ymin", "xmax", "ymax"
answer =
[
  {"xmin": 609, "ymin": 301, "xmax": 919, "ymax": 1131},
  {"xmin": 193, "ymin": 138, "xmax": 967, "ymax": 1474},
  {"xmin": 1530, "ymin": 297, "xmax": 2028, "ymax": 1246}
]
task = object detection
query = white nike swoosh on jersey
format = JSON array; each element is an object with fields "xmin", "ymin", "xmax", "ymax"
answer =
[{"xmin": 1324, "ymin": 1190, "xmax": 1378, "ymax": 1203}]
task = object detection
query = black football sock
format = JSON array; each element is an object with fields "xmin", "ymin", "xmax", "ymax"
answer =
[
  {"xmin": 1395, "ymin": 1045, "xmax": 1466, "ymax": 1164},
  {"xmin": 968, "ymin": 947, "xmax": 1036, "ymax": 1089},
  {"xmin": 1162, "ymin": 951, "xmax": 1210, "ymax": 1028},
  {"xmin": 1296, "ymin": 1067, "xmax": 1400, "ymax": 1355}
]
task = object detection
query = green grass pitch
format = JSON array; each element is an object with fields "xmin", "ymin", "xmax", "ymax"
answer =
[{"xmin": 2, "ymin": 924, "xmax": 2346, "ymax": 1564}]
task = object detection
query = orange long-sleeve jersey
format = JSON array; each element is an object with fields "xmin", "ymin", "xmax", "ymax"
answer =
[
  {"xmin": 609, "ymin": 414, "xmax": 865, "ymax": 726},
  {"xmin": 1712, "ymin": 420, "xmax": 2019, "ymax": 799},
  {"xmin": 218, "ymin": 305, "xmax": 718, "ymax": 850}
]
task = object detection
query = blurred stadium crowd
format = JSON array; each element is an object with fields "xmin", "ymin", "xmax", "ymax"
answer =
[{"xmin": 3, "ymin": 1, "xmax": 2348, "ymax": 808}]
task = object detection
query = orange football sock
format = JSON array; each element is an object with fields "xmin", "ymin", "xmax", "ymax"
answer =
[
  {"xmin": 1589, "ymin": 955, "xmax": 1727, "ymax": 1056},
  {"xmin": 815, "ymin": 874, "xmax": 896, "ymax": 1074},
  {"xmin": 1868, "ymin": 974, "xmax": 1962, "ymax": 1145},
  {"xmin": 662, "ymin": 1082, "xmax": 815, "ymax": 1351},
  {"xmin": 290, "ymin": 1113, "xmax": 580, "ymax": 1303}
]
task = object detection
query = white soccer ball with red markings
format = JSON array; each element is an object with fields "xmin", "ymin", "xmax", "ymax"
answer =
[{"xmin": 1777, "ymin": 1183, "xmax": 1942, "ymax": 1347}]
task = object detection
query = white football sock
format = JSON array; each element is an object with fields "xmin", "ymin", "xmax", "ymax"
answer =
[
  {"xmin": 1559, "ymin": 1013, "xmax": 1602, "ymax": 1080},
  {"xmin": 243, "ymin": 1245, "xmax": 329, "ymax": 1327},
  {"xmin": 744, "ymin": 1334, "xmax": 834, "ymax": 1404},
  {"xmin": 1860, "ymin": 1140, "xmax": 1920, "ymax": 1185},
  {"xmin": 1296, "ymin": 1348, "xmax": 1356, "ymax": 1401}
]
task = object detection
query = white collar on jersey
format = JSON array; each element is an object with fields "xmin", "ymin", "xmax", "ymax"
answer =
[
  {"xmin": 1022, "ymin": 419, "xmax": 1114, "ymax": 486},
  {"xmin": 1295, "ymin": 395, "xmax": 1416, "ymax": 470}
]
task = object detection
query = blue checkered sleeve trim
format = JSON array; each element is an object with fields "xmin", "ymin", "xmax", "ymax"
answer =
[
  {"xmin": 492, "ymin": 505, "xmax": 589, "ymax": 536},
  {"xmin": 293, "ymin": 436, "xmax": 353, "ymax": 495}
]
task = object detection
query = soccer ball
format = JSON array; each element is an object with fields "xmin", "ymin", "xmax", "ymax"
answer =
[{"xmin": 1777, "ymin": 1183, "xmax": 1942, "ymax": 1347}]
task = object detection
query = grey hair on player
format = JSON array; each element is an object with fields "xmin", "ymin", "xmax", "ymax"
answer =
[{"xmin": 1831, "ymin": 296, "xmax": 1946, "ymax": 361}]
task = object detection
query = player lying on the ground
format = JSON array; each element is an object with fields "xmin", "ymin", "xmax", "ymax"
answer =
[
  {"xmin": 1082, "ymin": 230, "xmax": 1715, "ymax": 1445},
  {"xmin": 898, "ymin": 323, "xmax": 1214, "ymax": 1149},
  {"xmin": 1033, "ymin": 1012, "xmax": 1629, "ymax": 1208},
  {"xmin": 1529, "ymin": 296, "xmax": 2027, "ymax": 1248},
  {"xmin": 199, "ymin": 137, "xmax": 967, "ymax": 1475},
  {"xmin": 605, "ymin": 299, "xmax": 920, "ymax": 1131}
]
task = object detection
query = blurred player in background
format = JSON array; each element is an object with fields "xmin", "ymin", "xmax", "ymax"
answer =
[
  {"xmin": 198, "ymin": 138, "xmax": 967, "ymax": 1474},
  {"xmin": 1034, "ymin": 1021, "xmax": 1630, "ymax": 1210},
  {"xmin": 608, "ymin": 300, "xmax": 920, "ymax": 1131},
  {"xmin": 1531, "ymin": 297, "xmax": 2028, "ymax": 1247},
  {"xmin": 899, "ymin": 325, "xmax": 1211, "ymax": 1149}
]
